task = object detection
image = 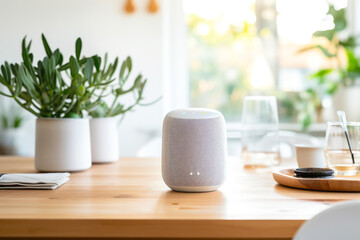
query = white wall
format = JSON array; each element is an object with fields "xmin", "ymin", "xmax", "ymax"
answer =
[{"xmin": 0, "ymin": 0, "xmax": 170, "ymax": 156}]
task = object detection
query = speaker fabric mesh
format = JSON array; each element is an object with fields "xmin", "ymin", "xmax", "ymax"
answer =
[{"xmin": 162, "ymin": 108, "xmax": 227, "ymax": 192}]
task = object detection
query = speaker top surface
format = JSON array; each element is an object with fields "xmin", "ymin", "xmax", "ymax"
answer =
[{"xmin": 166, "ymin": 108, "xmax": 222, "ymax": 120}]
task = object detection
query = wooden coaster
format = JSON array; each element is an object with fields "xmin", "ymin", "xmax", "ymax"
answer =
[{"xmin": 273, "ymin": 169, "xmax": 360, "ymax": 192}]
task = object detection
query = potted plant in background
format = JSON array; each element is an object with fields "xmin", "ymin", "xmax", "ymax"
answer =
[
  {"xmin": 0, "ymin": 102, "xmax": 24, "ymax": 155},
  {"xmin": 59, "ymin": 38, "xmax": 150, "ymax": 164},
  {"xmin": 0, "ymin": 34, "xmax": 151, "ymax": 168},
  {"xmin": 0, "ymin": 35, "xmax": 96, "ymax": 172},
  {"xmin": 84, "ymin": 55, "xmax": 147, "ymax": 163},
  {"xmin": 299, "ymin": 4, "xmax": 360, "ymax": 127}
]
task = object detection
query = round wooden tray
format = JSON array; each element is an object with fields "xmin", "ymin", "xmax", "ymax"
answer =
[{"xmin": 273, "ymin": 169, "xmax": 360, "ymax": 192}]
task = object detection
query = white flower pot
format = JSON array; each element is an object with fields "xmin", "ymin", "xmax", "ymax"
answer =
[
  {"xmin": 35, "ymin": 118, "xmax": 92, "ymax": 172},
  {"xmin": 332, "ymin": 86, "xmax": 360, "ymax": 121},
  {"xmin": 90, "ymin": 117, "xmax": 119, "ymax": 163}
]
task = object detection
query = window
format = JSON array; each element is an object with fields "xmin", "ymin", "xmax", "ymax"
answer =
[{"xmin": 184, "ymin": 0, "xmax": 349, "ymax": 123}]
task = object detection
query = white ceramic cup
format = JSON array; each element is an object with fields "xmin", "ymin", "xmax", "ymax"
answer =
[{"xmin": 295, "ymin": 145, "xmax": 327, "ymax": 168}]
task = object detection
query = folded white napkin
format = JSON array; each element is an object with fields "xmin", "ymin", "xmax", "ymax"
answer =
[{"xmin": 0, "ymin": 173, "xmax": 70, "ymax": 190}]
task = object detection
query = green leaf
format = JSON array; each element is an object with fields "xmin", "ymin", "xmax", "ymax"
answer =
[
  {"xmin": 69, "ymin": 56, "xmax": 80, "ymax": 78},
  {"xmin": 36, "ymin": 61, "xmax": 45, "ymax": 85},
  {"xmin": 0, "ymin": 66, "xmax": 8, "ymax": 84},
  {"xmin": 119, "ymin": 57, "xmax": 132, "ymax": 85},
  {"xmin": 138, "ymin": 78, "xmax": 147, "ymax": 92},
  {"xmin": 64, "ymin": 112, "xmax": 81, "ymax": 118},
  {"xmin": 1, "ymin": 62, "xmax": 11, "ymax": 83},
  {"xmin": 111, "ymin": 103, "xmax": 125, "ymax": 116},
  {"xmin": 300, "ymin": 113, "xmax": 312, "ymax": 130},
  {"xmin": 14, "ymin": 70, "xmax": 22, "ymax": 96},
  {"xmin": 92, "ymin": 55, "xmax": 101, "ymax": 71},
  {"xmin": 19, "ymin": 91, "xmax": 31, "ymax": 103},
  {"xmin": 10, "ymin": 63, "xmax": 19, "ymax": 77},
  {"xmin": 26, "ymin": 40, "xmax": 32, "ymax": 52},
  {"xmin": 28, "ymin": 53, "xmax": 34, "ymax": 63},
  {"xmin": 345, "ymin": 49, "xmax": 359, "ymax": 71},
  {"xmin": 325, "ymin": 82, "xmax": 338, "ymax": 95},
  {"xmin": 1, "ymin": 116, "xmax": 8, "ymax": 129},
  {"xmin": 58, "ymin": 53, "xmax": 64, "ymax": 66},
  {"xmin": 85, "ymin": 101, "xmax": 102, "ymax": 113},
  {"xmin": 18, "ymin": 65, "xmax": 37, "ymax": 99},
  {"xmin": 105, "ymin": 58, "xmax": 119, "ymax": 80},
  {"xmin": 0, "ymin": 74, "xmax": 7, "ymax": 86},
  {"xmin": 21, "ymin": 37, "xmax": 36, "ymax": 79},
  {"xmin": 49, "ymin": 55, "xmax": 56, "ymax": 73},
  {"xmin": 41, "ymin": 91, "xmax": 50, "ymax": 103},
  {"xmin": 88, "ymin": 102, "xmax": 108, "ymax": 118},
  {"xmin": 13, "ymin": 115, "xmax": 23, "ymax": 128},
  {"xmin": 76, "ymin": 38, "xmax": 82, "ymax": 60},
  {"xmin": 41, "ymin": 34, "xmax": 53, "ymax": 57},
  {"xmin": 53, "ymin": 49, "xmax": 61, "ymax": 66},
  {"xmin": 126, "ymin": 57, "xmax": 132, "ymax": 72},
  {"xmin": 84, "ymin": 58, "xmax": 94, "ymax": 82},
  {"xmin": 313, "ymin": 30, "xmax": 335, "ymax": 41},
  {"xmin": 340, "ymin": 36, "xmax": 357, "ymax": 49},
  {"xmin": 133, "ymin": 74, "xmax": 142, "ymax": 88},
  {"xmin": 328, "ymin": 5, "xmax": 347, "ymax": 32},
  {"xmin": 309, "ymin": 69, "xmax": 333, "ymax": 79},
  {"xmin": 103, "ymin": 53, "xmax": 108, "ymax": 71},
  {"xmin": 77, "ymin": 85, "xmax": 85, "ymax": 96},
  {"xmin": 53, "ymin": 94, "xmax": 69, "ymax": 113}
]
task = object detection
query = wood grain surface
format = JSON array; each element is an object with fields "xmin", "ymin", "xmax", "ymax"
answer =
[
  {"xmin": 0, "ymin": 157, "xmax": 360, "ymax": 239},
  {"xmin": 273, "ymin": 169, "xmax": 360, "ymax": 192}
]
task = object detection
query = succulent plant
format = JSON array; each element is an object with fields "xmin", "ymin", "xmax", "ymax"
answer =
[
  {"xmin": 0, "ymin": 34, "xmax": 148, "ymax": 118},
  {"xmin": 85, "ymin": 55, "xmax": 147, "ymax": 118}
]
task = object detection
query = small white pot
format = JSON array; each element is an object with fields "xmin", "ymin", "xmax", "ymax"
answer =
[
  {"xmin": 35, "ymin": 118, "xmax": 92, "ymax": 172},
  {"xmin": 90, "ymin": 117, "xmax": 119, "ymax": 163}
]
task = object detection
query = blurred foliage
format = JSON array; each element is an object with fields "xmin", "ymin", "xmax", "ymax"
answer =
[
  {"xmin": 0, "ymin": 101, "xmax": 24, "ymax": 129},
  {"xmin": 298, "ymin": 4, "xmax": 360, "ymax": 129},
  {"xmin": 188, "ymin": 3, "xmax": 356, "ymax": 129},
  {"xmin": 187, "ymin": 12, "xmax": 261, "ymax": 121},
  {"xmin": 187, "ymin": 11, "xmax": 305, "ymax": 124}
]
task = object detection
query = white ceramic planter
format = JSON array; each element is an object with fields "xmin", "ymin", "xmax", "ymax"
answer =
[
  {"xmin": 90, "ymin": 117, "xmax": 119, "ymax": 163},
  {"xmin": 35, "ymin": 118, "xmax": 92, "ymax": 172}
]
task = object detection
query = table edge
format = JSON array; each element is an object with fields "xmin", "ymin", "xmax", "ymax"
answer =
[{"xmin": 0, "ymin": 219, "xmax": 305, "ymax": 238}]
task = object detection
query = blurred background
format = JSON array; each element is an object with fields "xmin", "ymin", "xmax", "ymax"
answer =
[{"xmin": 0, "ymin": 0, "xmax": 359, "ymax": 157}]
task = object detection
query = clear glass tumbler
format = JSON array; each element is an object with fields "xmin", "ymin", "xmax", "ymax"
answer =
[
  {"xmin": 241, "ymin": 96, "xmax": 280, "ymax": 169},
  {"xmin": 325, "ymin": 122, "xmax": 360, "ymax": 176}
]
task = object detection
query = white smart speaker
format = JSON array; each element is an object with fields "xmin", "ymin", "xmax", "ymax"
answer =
[{"xmin": 162, "ymin": 108, "xmax": 227, "ymax": 192}]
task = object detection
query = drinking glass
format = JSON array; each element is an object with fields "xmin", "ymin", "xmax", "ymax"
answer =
[
  {"xmin": 325, "ymin": 122, "xmax": 360, "ymax": 176},
  {"xmin": 241, "ymin": 96, "xmax": 280, "ymax": 169}
]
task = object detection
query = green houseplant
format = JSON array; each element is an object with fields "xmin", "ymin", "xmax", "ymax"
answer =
[
  {"xmin": 0, "ymin": 35, "xmax": 150, "ymax": 167},
  {"xmin": 1, "ymin": 36, "xmax": 85, "ymax": 118},
  {"xmin": 0, "ymin": 35, "xmax": 93, "ymax": 171},
  {"xmin": 80, "ymin": 54, "xmax": 147, "ymax": 163},
  {"xmin": 298, "ymin": 4, "xmax": 360, "ymax": 128}
]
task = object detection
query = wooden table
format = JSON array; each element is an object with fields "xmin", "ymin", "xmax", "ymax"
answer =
[{"xmin": 1, "ymin": 157, "xmax": 360, "ymax": 240}]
